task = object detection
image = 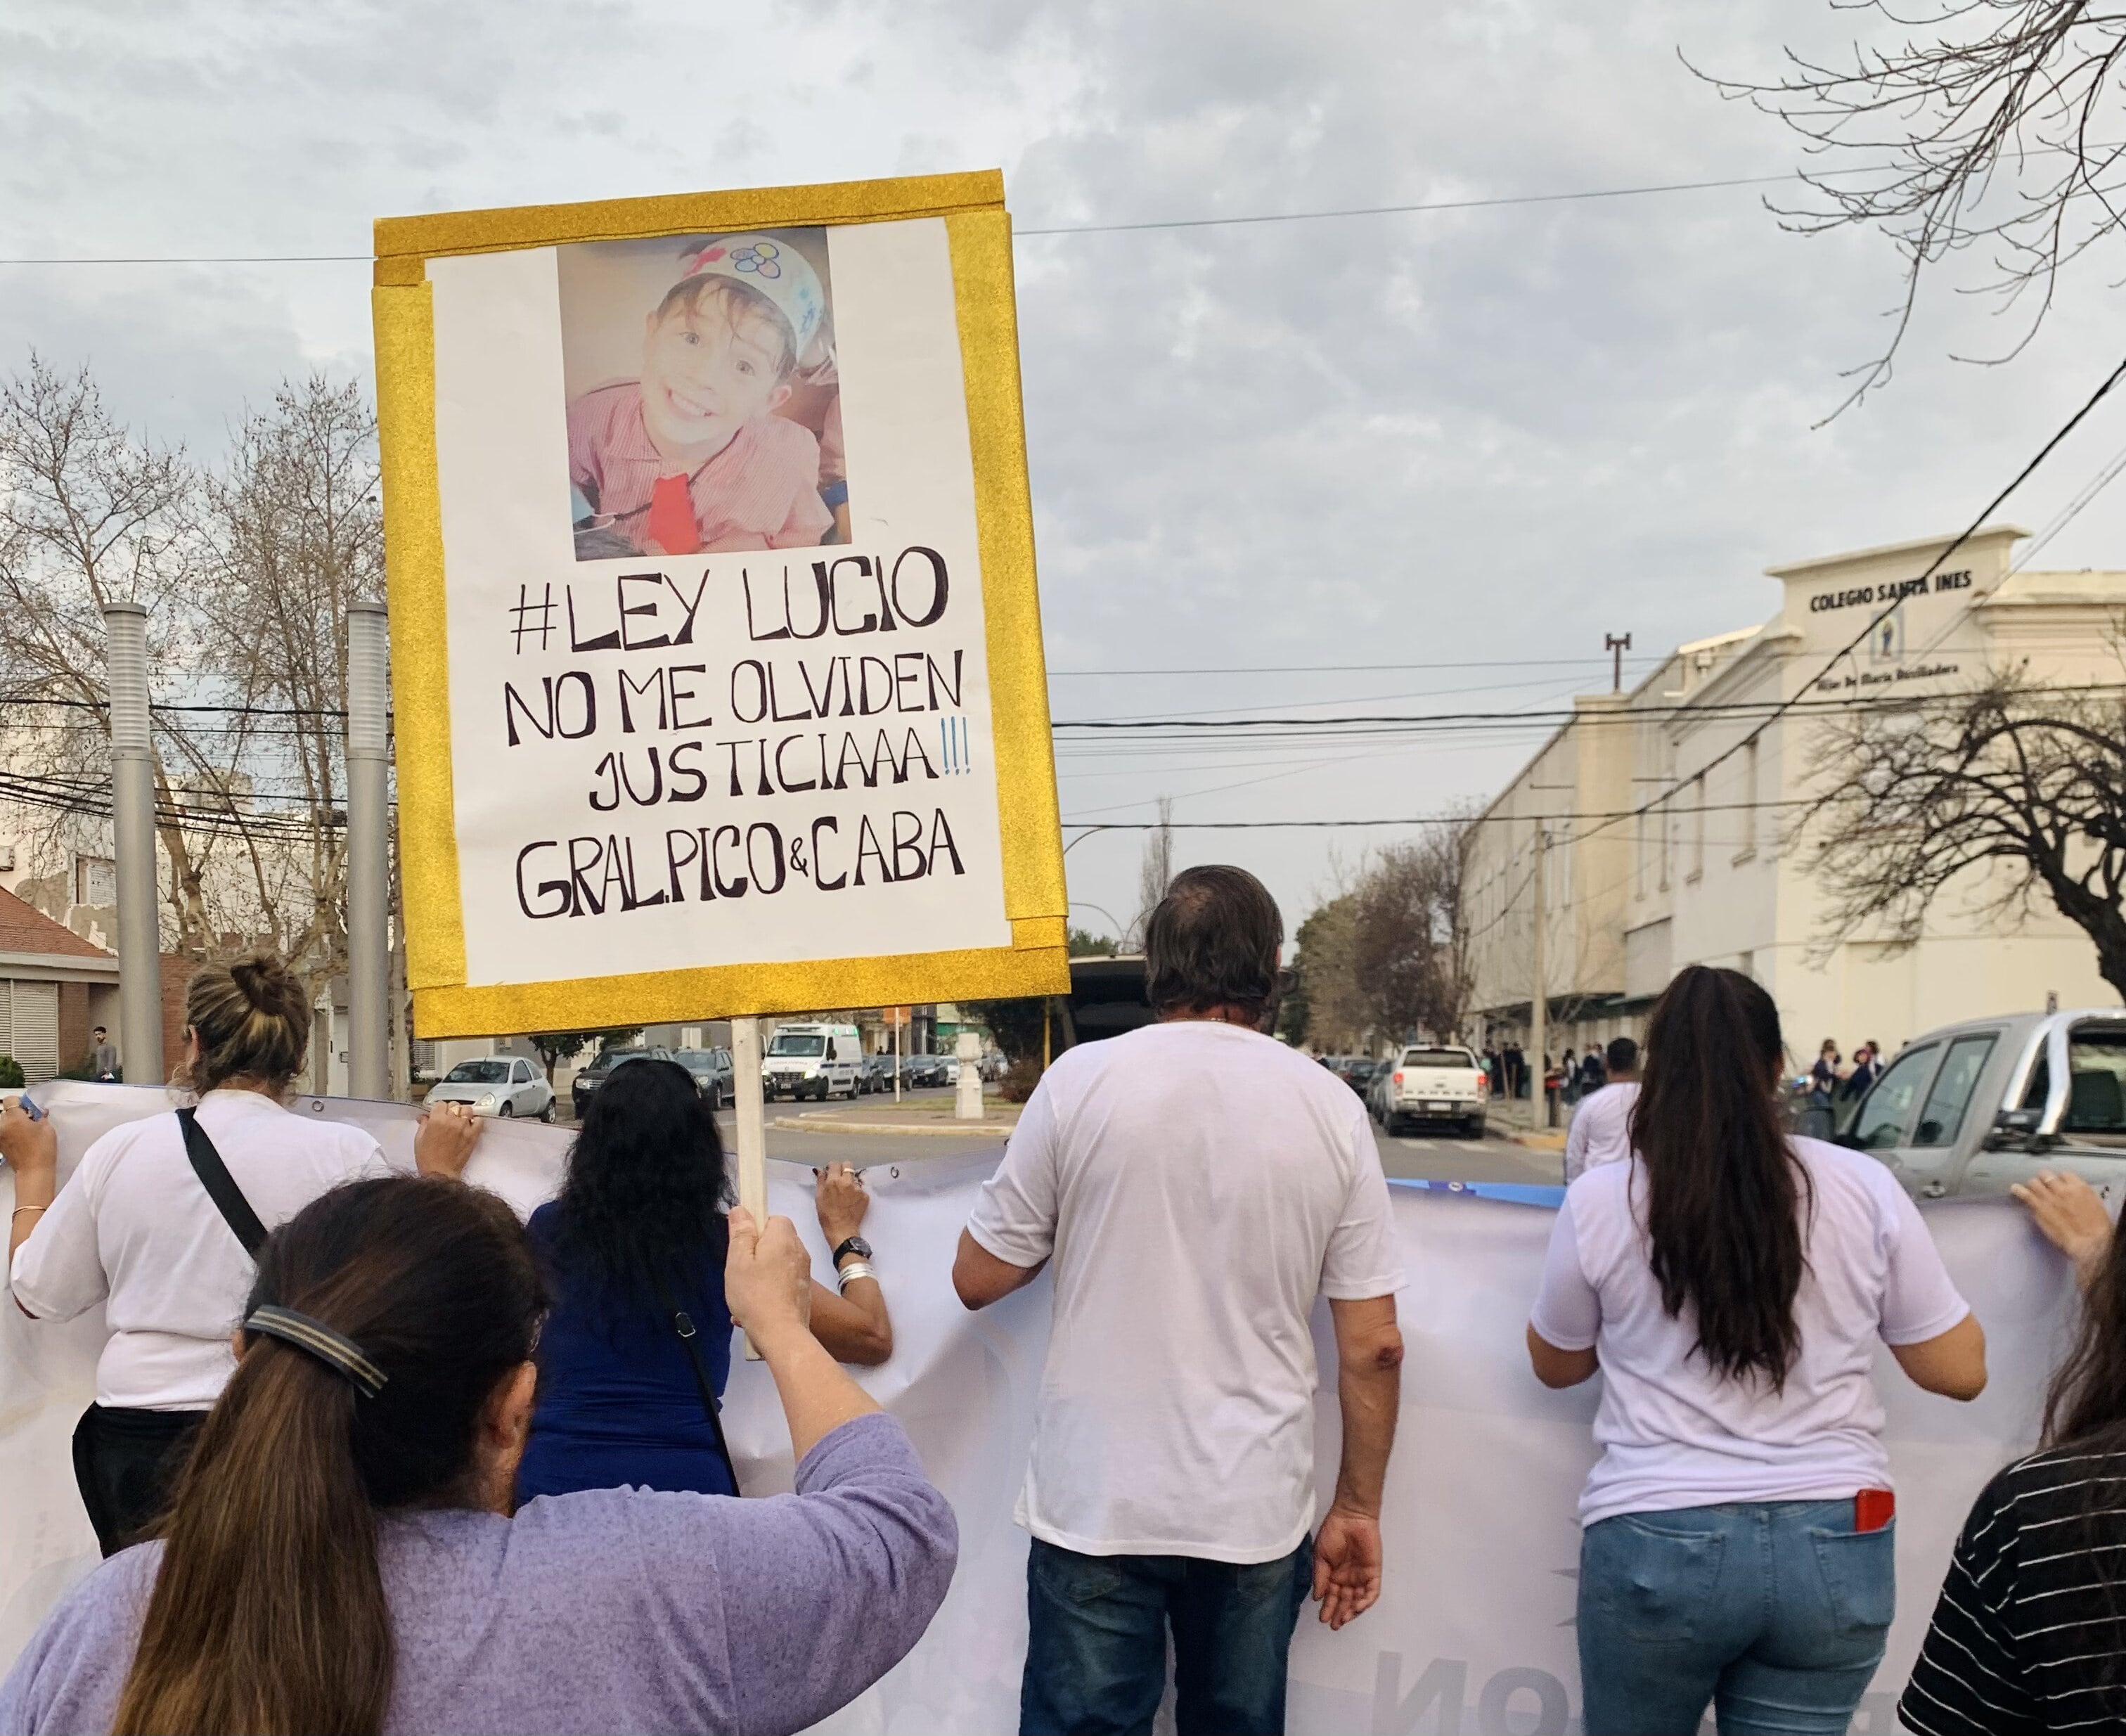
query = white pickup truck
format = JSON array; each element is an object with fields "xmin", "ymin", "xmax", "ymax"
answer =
[{"xmin": 1370, "ymin": 1044, "xmax": 1489, "ymax": 1138}]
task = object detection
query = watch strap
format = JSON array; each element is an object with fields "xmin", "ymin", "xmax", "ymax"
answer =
[{"xmin": 832, "ymin": 1236, "xmax": 870, "ymax": 1266}]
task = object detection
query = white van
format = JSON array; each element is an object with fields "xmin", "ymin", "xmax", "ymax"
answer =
[{"xmin": 762, "ymin": 1022, "xmax": 864, "ymax": 1102}]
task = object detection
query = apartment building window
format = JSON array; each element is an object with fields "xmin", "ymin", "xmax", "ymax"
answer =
[
  {"xmin": 1734, "ymin": 738, "xmax": 1759, "ymax": 862},
  {"xmin": 1689, "ymin": 775, "xmax": 1706, "ymax": 880}
]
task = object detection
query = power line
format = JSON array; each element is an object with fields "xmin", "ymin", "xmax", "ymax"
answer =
[
  {"xmin": 1012, "ymin": 169, "xmax": 1862, "ymax": 238},
  {"xmin": 1049, "ymin": 656, "xmax": 1660, "ymax": 677},
  {"xmin": 1049, "ymin": 681, "xmax": 2126, "ymax": 733},
  {"xmin": 1061, "ymin": 797, "xmax": 1806, "ymax": 831},
  {"xmin": 1573, "ymin": 351, "xmax": 2126, "ymax": 850},
  {"xmin": 0, "ymin": 693, "xmax": 351, "ymax": 719},
  {"xmin": 0, "ymin": 164, "xmax": 1895, "ymax": 269}
]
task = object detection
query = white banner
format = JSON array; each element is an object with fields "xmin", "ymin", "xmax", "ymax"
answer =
[{"xmin": 0, "ymin": 1086, "xmax": 2080, "ymax": 1734}]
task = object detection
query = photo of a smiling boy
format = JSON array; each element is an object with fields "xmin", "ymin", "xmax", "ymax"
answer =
[{"xmin": 560, "ymin": 229, "xmax": 844, "ymax": 560}]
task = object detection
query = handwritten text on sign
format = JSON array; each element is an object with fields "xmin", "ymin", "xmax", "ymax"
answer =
[{"xmin": 500, "ymin": 551, "xmax": 975, "ymax": 923}]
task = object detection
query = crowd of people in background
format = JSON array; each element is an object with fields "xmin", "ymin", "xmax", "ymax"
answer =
[{"xmin": 0, "ymin": 882, "xmax": 2120, "ymax": 1733}]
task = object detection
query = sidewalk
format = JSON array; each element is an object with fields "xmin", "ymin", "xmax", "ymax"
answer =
[
  {"xmin": 768, "ymin": 1091, "xmax": 1023, "ymax": 1139},
  {"xmin": 1490, "ymin": 1095, "xmax": 1567, "ymax": 1154}
]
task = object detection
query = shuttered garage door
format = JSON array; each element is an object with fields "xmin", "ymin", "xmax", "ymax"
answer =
[{"xmin": 0, "ymin": 980, "xmax": 60, "ymax": 1081}]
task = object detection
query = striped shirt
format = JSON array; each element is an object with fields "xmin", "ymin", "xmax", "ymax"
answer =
[
  {"xmin": 1901, "ymin": 1446, "xmax": 2126, "ymax": 1734},
  {"xmin": 567, "ymin": 382, "xmax": 831, "ymax": 555}
]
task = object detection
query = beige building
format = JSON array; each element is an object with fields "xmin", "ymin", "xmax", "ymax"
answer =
[{"xmin": 1462, "ymin": 526, "xmax": 2126, "ymax": 1067}]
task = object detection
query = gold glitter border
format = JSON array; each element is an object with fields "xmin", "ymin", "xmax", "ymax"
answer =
[{"xmin": 374, "ymin": 172, "xmax": 1070, "ymax": 1034}]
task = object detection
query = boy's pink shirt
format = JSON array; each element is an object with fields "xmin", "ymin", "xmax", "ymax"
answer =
[{"xmin": 567, "ymin": 382, "xmax": 832, "ymax": 552}]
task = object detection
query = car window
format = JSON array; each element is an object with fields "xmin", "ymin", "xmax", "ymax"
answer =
[
  {"xmin": 1401, "ymin": 1048, "xmax": 1472, "ymax": 1067},
  {"xmin": 2065, "ymin": 1027, "xmax": 2126, "ymax": 1136},
  {"xmin": 444, "ymin": 1060, "xmax": 509, "ymax": 1084},
  {"xmin": 1912, "ymin": 1035, "xmax": 1996, "ymax": 1147},
  {"xmin": 1850, "ymin": 1046, "xmax": 1940, "ymax": 1150},
  {"xmin": 769, "ymin": 1034, "xmax": 826, "ymax": 1057}
]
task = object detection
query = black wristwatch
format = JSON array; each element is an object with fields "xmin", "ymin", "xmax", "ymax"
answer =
[{"xmin": 832, "ymin": 1236, "xmax": 873, "ymax": 1267}]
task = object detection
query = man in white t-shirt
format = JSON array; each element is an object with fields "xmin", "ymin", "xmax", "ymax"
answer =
[
  {"xmin": 1561, "ymin": 1035, "xmax": 1642, "ymax": 1183},
  {"xmin": 954, "ymin": 865, "xmax": 1406, "ymax": 1736}
]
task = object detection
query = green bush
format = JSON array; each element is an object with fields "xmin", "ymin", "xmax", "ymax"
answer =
[{"xmin": 0, "ymin": 1056, "xmax": 24, "ymax": 1089}]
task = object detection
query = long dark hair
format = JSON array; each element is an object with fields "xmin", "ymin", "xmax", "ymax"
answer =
[
  {"xmin": 550, "ymin": 1057, "xmax": 728, "ymax": 1311},
  {"xmin": 113, "ymin": 1177, "xmax": 544, "ymax": 1736},
  {"xmin": 2040, "ymin": 1197, "xmax": 2126, "ymax": 1692},
  {"xmin": 1629, "ymin": 965, "xmax": 1814, "ymax": 1390},
  {"xmin": 2045, "ymin": 1225, "xmax": 2126, "ymax": 1448}
]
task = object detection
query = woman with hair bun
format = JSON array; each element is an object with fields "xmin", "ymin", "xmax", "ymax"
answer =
[
  {"xmin": 1, "ymin": 951, "xmax": 483, "ymax": 1557},
  {"xmin": 1525, "ymin": 964, "xmax": 1989, "ymax": 1735}
]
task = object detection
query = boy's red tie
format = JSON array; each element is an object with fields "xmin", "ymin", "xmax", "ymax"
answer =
[{"xmin": 647, "ymin": 474, "xmax": 702, "ymax": 555}]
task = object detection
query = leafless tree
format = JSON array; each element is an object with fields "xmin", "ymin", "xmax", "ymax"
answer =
[
  {"xmin": 1128, "ymin": 797, "xmax": 1174, "ymax": 948},
  {"xmin": 0, "ymin": 363, "xmax": 390, "ymax": 1024},
  {"xmin": 0, "ymin": 356, "xmax": 217, "ymax": 951},
  {"xmin": 191, "ymin": 375, "xmax": 385, "ymax": 1007},
  {"xmin": 1794, "ymin": 664, "xmax": 2126, "ymax": 997},
  {"xmin": 1696, "ymin": 1, "xmax": 2126, "ymax": 411}
]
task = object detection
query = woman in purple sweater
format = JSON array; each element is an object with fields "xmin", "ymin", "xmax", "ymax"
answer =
[{"xmin": 0, "ymin": 1175, "xmax": 956, "ymax": 1736}]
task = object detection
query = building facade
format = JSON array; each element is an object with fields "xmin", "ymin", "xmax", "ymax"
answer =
[{"xmin": 1463, "ymin": 526, "xmax": 2126, "ymax": 1067}]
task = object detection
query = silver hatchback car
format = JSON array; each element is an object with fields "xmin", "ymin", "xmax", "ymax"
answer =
[{"xmin": 425, "ymin": 1056, "xmax": 555, "ymax": 1121}]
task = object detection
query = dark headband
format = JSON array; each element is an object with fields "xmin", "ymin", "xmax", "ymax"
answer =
[{"xmin": 244, "ymin": 1305, "xmax": 387, "ymax": 1399}]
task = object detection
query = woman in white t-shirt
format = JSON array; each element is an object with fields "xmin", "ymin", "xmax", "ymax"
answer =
[
  {"xmin": 2, "ymin": 953, "xmax": 481, "ymax": 1556},
  {"xmin": 1526, "ymin": 965, "xmax": 1987, "ymax": 1736}
]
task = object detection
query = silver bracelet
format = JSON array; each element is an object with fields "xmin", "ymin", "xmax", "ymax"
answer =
[{"xmin": 835, "ymin": 1260, "xmax": 877, "ymax": 1293}]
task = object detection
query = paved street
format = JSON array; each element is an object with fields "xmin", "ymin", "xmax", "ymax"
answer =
[{"xmin": 692, "ymin": 1084, "xmax": 1563, "ymax": 1187}]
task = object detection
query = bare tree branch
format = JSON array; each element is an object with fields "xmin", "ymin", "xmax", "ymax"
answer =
[
  {"xmin": 1793, "ymin": 655, "xmax": 2126, "ymax": 994},
  {"xmin": 1694, "ymin": 1, "xmax": 2126, "ymax": 413}
]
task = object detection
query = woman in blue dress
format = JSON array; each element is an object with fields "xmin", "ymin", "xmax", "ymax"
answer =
[{"xmin": 518, "ymin": 1055, "xmax": 893, "ymax": 1500}]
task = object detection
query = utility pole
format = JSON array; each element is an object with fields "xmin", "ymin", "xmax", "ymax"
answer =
[
  {"xmin": 1606, "ymin": 632, "xmax": 1632, "ymax": 693},
  {"xmin": 1530, "ymin": 823, "xmax": 1547, "ymax": 1126},
  {"xmin": 345, "ymin": 603, "xmax": 391, "ymax": 1099},
  {"xmin": 103, "ymin": 603, "xmax": 164, "ymax": 1086},
  {"xmin": 730, "ymin": 1015, "xmax": 768, "ymax": 1360}
]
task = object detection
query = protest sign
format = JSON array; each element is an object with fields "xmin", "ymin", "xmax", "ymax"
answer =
[
  {"xmin": 0, "ymin": 1085, "xmax": 2075, "ymax": 1734},
  {"xmin": 371, "ymin": 172, "xmax": 1068, "ymax": 1036}
]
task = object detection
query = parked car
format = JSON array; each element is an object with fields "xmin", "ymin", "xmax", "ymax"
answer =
[
  {"xmin": 763, "ymin": 1022, "xmax": 863, "ymax": 1102},
  {"xmin": 1371, "ymin": 1044, "xmax": 1489, "ymax": 1138},
  {"xmin": 903, "ymin": 1053, "xmax": 950, "ymax": 1088},
  {"xmin": 1803, "ymin": 1008, "xmax": 2126, "ymax": 1202},
  {"xmin": 427, "ymin": 1055, "xmax": 555, "ymax": 1122},
  {"xmin": 570, "ymin": 1046, "xmax": 676, "ymax": 1119},
  {"xmin": 860, "ymin": 1053, "xmax": 901, "ymax": 1093},
  {"xmin": 1337, "ymin": 1057, "xmax": 1380, "ymax": 1098},
  {"xmin": 674, "ymin": 1046, "xmax": 734, "ymax": 1110}
]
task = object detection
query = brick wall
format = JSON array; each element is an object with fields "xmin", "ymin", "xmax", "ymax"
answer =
[
  {"xmin": 56, "ymin": 982, "xmax": 91, "ymax": 1073},
  {"xmin": 157, "ymin": 954, "xmax": 197, "ymax": 1086}
]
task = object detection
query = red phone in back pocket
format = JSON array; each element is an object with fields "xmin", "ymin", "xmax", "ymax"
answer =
[{"xmin": 1855, "ymin": 1489, "xmax": 1895, "ymax": 1533}]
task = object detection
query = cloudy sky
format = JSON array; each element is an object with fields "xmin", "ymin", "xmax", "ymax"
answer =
[{"xmin": 6, "ymin": 0, "xmax": 2125, "ymax": 943}]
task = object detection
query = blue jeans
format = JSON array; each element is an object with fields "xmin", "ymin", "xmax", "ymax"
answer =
[
  {"xmin": 1019, "ymin": 1535, "xmax": 1313, "ymax": 1736},
  {"xmin": 1578, "ymin": 1500, "xmax": 1894, "ymax": 1735}
]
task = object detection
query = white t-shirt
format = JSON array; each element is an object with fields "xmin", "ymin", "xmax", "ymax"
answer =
[
  {"xmin": 966, "ymin": 1020, "xmax": 1405, "ymax": 1563},
  {"xmin": 10, "ymin": 1091, "xmax": 389, "ymax": 1410},
  {"xmin": 1530, "ymin": 1136, "xmax": 1969, "ymax": 1527},
  {"xmin": 1562, "ymin": 1081, "xmax": 1639, "ymax": 1183}
]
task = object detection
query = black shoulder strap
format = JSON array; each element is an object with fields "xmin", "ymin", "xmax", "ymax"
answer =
[
  {"xmin": 650, "ymin": 1270, "xmax": 742, "ymax": 1496},
  {"xmin": 176, "ymin": 1106, "xmax": 269, "ymax": 1257}
]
